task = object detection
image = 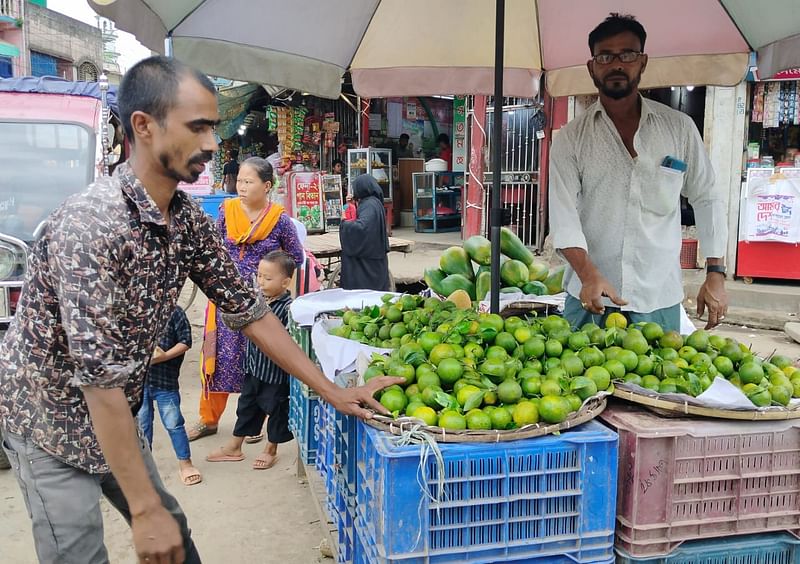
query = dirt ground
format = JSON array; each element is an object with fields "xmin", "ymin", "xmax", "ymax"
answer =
[{"xmin": 0, "ymin": 292, "xmax": 329, "ymax": 564}]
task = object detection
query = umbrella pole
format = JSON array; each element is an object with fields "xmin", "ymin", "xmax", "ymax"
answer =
[
  {"xmin": 165, "ymin": 33, "xmax": 173, "ymax": 57},
  {"xmin": 490, "ymin": 0, "xmax": 505, "ymax": 314}
]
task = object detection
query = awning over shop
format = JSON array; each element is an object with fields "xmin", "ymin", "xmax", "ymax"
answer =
[{"xmin": 0, "ymin": 40, "xmax": 19, "ymax": 58}]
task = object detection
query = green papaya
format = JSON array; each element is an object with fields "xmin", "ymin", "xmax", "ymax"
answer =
[
  {"xmin": 544, "ymin": 265, "xmax": 566, "ymax": 295},
  {"xmin": 476, "ymin": 264, "xmax": 491, "ymax": 278},
  {"xmin": 463, "ymin": 235, "xmax": 492, "ymax": 266},
  {"xmin": 528, "ymin": 260, "xmax": 549, "ymax": 282},
  {"xmin": 500, "ymin": 259, "xmax": 529, "ymax": 288},
  {"xmin": 500, "ymin": 227, "xmax": 534, "ymax": 266},
  {"xmin": 501, "ymin": 286, "xmax": 520, "ymax": 294},
  {"xmin": 440, "ymin": 246, "xmax": 474, "ymax": 280},
  {"xmin": 440, "ymin": 274, "xmax": 476, "ymax": 300},
  {"xmin": 424, "ymin": 267, "xmax": 447, "ymax": 296},
  {"xmin": 523, "ymin": 281, "xmax": 548, "ymax": 296},
  {"xmin": 475, "ymin": 271, "xmax": 491, "ymax": 301}
]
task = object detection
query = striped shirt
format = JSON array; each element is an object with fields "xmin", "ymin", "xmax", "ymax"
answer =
[{"xmin": 246, "ymin": 292, "xmax": 292, "ymax": 384}]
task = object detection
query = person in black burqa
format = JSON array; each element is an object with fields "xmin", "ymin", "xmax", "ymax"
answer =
[{"xmin": 339, "ymin": 174, "xmax": 391, "ymax": 291}]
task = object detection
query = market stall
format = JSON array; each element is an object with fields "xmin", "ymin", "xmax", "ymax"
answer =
[{"xmin": 737, "ymin": 75, "xmax": 800, "ymax": 281}]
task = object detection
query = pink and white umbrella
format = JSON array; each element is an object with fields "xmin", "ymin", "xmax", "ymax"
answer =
[{"xmin": 90, "ymin": 0, "xmax": 798, "ymax": 99}]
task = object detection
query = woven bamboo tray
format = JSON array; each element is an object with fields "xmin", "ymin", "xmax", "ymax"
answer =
[
  {"xmin": 613, "ymin": 384, "xmax": 800, "ymax": 421},
  {"xmin": 364, "ymin": 395, "xmax": 607, "ymax": 443}
]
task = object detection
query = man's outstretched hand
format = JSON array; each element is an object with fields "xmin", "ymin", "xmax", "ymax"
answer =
[
  {"xmin": 327, "ymin": 376, "xmax": 407, "ymax": 419},
  {"xmin": 697, "ymin": 273, "xmax": 728, "ymax": 329}
]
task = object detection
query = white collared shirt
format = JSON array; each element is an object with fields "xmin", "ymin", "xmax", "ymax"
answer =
[{"xmin": 549, "ymin": 96, "xmax": 726, "ymax": 313}]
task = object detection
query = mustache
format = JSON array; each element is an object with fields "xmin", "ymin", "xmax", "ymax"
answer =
[
  {"xmin": 605, "ymin": 72, "xmax": 629, "ymax": 81},
  {"xmin": 189, "ymin": 152, "xmax": 213, "ymax": 165}
]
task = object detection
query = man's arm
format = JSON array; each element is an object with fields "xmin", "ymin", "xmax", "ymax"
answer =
[
  {"xmin": 548, "ymin": 131, "xmax": 626, "ymax": 314},
  {"xmin": 681, "ymin": 117, "xmax": 729, "ymax": 328},
  {"xmin": 151, "ymin": 343, "xmax": 190, "ymax": 364},
  {"xmin": 47, "ymin": 214, "xmax": 184, "ymax": 563},
  {"xmin": 83, "ymin": 388, "xmax": 185, "ymax": 563}
]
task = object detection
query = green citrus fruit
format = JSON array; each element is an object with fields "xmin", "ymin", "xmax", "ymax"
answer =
[
  {"xmin": 545, "ymin": 339, "xmax": 563, "ymax": 358},
  {"xmin": 635, "ymin": 355, "xmax": 655, "ymax": 376},
  {"xmin": 523, "ymin": 337, "xmax": 546, "ymax": 359},
  {"xmin": 512, "ymin": 401, "xmax": 540, "ymax": 426},
  {"xmin": 742, "ymin": 383, "xmax": 771, "ymax": 407},
  {"xmin": 561, "ymin": 355, "xmax": 585, "ymax": 377},
  {"xmin": 565, "ymin": 394, "xmax": 583, "ymax": 412},
  {"xmin": 463, "ymin": 342, "xmax": 485, "ymax": 361},
  {"xmin": 405, "ymin": 400, "xmax": 426, "ymax": 416},
  {"xmin": 616, "ymin": 350, "xmax": 639, "ymax": 372},
  {"xmin": 540, "ymin": 379, "xmax": 562, "ymax": 397},
  {"xmin": 720, "ymin": 341, "xmax": 744, "ymax": 363},
  {"xmin": 521, "ymin": 376, "xmax": 542, "ymax": 397},
  {"xmin": 364, "ymin": 365, "xmax": 385, "ymax": 382},
  {"xmin": 485, "ymin": 345, "xmax": 509, "ymax": 361},
  {"xmin": 771, "ymin": 355, "xmax": 793, "ymax": 370},
  {"xmin": 678, "ymin": 346, "xmax": 698, "ymax": 362},
  {"xmin": 603, "ymin": 346, "xmax": 623, "ymax": 361},
  {"xmin": 538, "ymin": 395, "xmax": 570, "ymax": 423},
  {"xmin": 497, "ymin": 379, "xmax": 523, "ymax": 404},
  {"xmin": 578, "ymin": 346, "xmax": 605, "ymax": 368},
  {"xmin": 623, "ymin": 329, "xmax": 650, "ymax": 356},
  {"xmin": 739, "ymin": 362, "xmax": 765, "ymax": 386},
  {"xmin": 603, "ymin": 359, "xmax": 626, "ymax": 380},
  {"xmin": 490, "ymin": 406, "xmax": 513, "ymax": 430},
  {"xmin": 568, "ymin": 331, "xmax": 591, "ymax": 351},
  {"xmin": 770, "ymin": 384, "xmax": 791, "ymax": 407},
  {"xmin": 410, "ymin": 405, "xmax": 438, "ymax": 426},
  {"xmin": 456, "ymin": 384, "xmax": 482, "ymax": 407},
  {"xmin": 380, "ymin": 389, "xmax": 408, "ymax": 413},
  {"xmin": 658, "ymin": 378, "xmax": 678, "ymax": 393},
  {"xmin": 421, "ymin": 385, "xmax": 443, "ymax": 407},
  {"xmin": 405, "ymin": 384, "xmax": 420, "ymax": 398},
  {"xmin": 656, "ymin": 348, "xmax": 679, "ymax": 362},
  {"xmin": 605, "ymin": 312, "xmax": 628, "ymax": 329},
  {"xmin": 466, "ymin": 410, "xmax": 492, "ymax": 430},
  {"xmin": 570, "ymin": 376, "xmax": 598, "ymax": 401},
  {"xmin": 429, "ymin": 343, "xmax": 457, "ymax": 366},
  {"xmin": 437, "ymin": 357, "xmax": 464, "ymax": 385},
  {"xmin": 686, "ymin": 329, "xmax": 710, "ymax": 352},
  {"xmin": 585, "ymin": 366, "xmax": 611, "ymax": 391},
  {"xmin": 641, "ymin": 375, "xmax": 661, "ymax": 391},
  {"xmin": 659, "ymin": 331, "xmax": 684, "ymax": 351},
  {"xmin": 385, "ymin": 306, "xmax": 403, "ymax": 323},
  {"xmin": 624, "ymin": 373, "xmax": 643, "ymax": 386},
  {"xmin": 542, "ymin": 315, "xmax": 570, "ymax": 335},
  {"xmin": 642, "ymin": 322, "xmax": 665, "ymax": 343},
  {"xmin": 495, "ymin": 332, "xmax": 518, "ymax": 354},
  {"xmin": 438, "ymin": 411, "xmax": 467, "ymax": 430}
]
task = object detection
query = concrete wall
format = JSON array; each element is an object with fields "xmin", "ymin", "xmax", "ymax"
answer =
[{"xmin": 25, "ymin": 2, "xmax": 103, "ymax": 80}]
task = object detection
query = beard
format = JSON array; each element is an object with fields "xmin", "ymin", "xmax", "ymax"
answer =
[
  {"xmin": 159, "ymin": 152, "xmax": 211, "ymax": 184},
  {"xmin": 593, "ymin": 71, "xmax": 641, "ymax": 100}
]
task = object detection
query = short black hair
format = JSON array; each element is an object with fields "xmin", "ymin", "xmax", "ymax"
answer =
[
  {"xmin": 230, "ymin": 149, "xmax": 239, "ymax": 159},
  {"xmin": 588, "ymin": 13, "xmax": 647, "ymax": 55},
  {"xmin": 399, "ymin": 133, "xmax": 409, "ymax": 141},
  {"xmin": 437, "ymin": 133, "xmax": 450, "ymax": 146},
  {"xmin": 261, "ymin": 250, "xmax": 296, "ymax": 278},
  {"xmin": 332, "ymin": 159, "xmax": 344, "ymax": 168},
  {"xmin": 118, "ymin": 55, "xmax": 216, "ymax": 142}
]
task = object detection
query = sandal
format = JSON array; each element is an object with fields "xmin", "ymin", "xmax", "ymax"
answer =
[
  {"xmin": 187, "ymin": 422, "xmax": 217, "ymax": 442},
  {"xmin": 206, "ymin": 447, "xmax": 245, "ymax": 462},
  {"xmin": 253, "ymin": 452, "xmax": 278, "ymax": 470},
  {"xmin": 179, "ymin": 466, "xmax": 203, "ymax": 486},
  {"xmin": 244, "ymin": 433, "xmax": 265, "ymax": 444}
]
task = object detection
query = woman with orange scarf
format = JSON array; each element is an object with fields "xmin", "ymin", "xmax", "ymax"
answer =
[{"xmin": 189, "ymin": 157, "xmax": 304, "ymax": 441}]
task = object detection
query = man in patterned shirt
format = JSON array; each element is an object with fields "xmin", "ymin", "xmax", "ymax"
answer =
[{"xmin": 0, "ymin": 56, "xmax": 400, "ymax": 564}]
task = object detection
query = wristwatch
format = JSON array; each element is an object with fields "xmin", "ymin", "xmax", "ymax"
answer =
[{"xmin": 706, "ymin": 264, "xmax": 726, "ymax": 277}]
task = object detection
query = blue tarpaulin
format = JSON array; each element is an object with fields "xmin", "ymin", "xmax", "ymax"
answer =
[{"xmin": 0, "ymin": 76, "xmax": 118, "ymax": 115}]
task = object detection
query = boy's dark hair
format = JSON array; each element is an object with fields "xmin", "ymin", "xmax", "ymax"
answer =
[
  {"xmin": 588, "ymin": 13, "xmax": 647, "ymax": 55},
  {"xmin": 436, "ymin": 133, "xmax": 450, "ymax": 146},
  {"xmin": 399, "ymin": 133, "xmax": 409, "ymax": 141},
  {"xmin": 229, "ymin": 149, "xmax": 239, "ymax": 160},
  {"xmin": 262, "ymin": 250, "xmax": 296, "ymax": 278},
  {"xmin": 118, "ymin": 55, "xmax": 216, "ymax": 142},
  {"xmin": 332, "ymin": 158, "xmax": 344, "ymax": 168}
]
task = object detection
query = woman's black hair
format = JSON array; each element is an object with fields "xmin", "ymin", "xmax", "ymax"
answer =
[{"xmin": 241, "ymin": 157, "xmax": 273, "ymax": 184}]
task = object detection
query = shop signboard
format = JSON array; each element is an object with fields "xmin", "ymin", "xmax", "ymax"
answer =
[
  {"xmin": 177, "ymin": 162, "xmax": 213, "ymax": 196},
  {"xmin": 743, "ymin": 168, "xmax": 800, "ymax": 243},
  {"xmin": 290, "ymin": 172, "xmax": 325, "ymax": 234},
  {"xmin": 452, "ymin": 95, "xmax": 467, "ymax": 172}
]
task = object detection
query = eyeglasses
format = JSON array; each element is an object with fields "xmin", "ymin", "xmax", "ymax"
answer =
[{"xmin": 593, "ymin": 51, "xmax": 642, "ymax": 65}]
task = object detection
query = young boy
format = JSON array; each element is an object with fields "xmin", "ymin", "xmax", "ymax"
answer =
[
  {"xmin": 138, "ymin": 306, "xmax": 202, "ymax": 486},
  {"xmin": 206, "ymin": 250, "xmax": 296, "ymax": 469}
]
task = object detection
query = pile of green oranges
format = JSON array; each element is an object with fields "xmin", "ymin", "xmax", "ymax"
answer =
[{"xmin": 337, "ymin": 296, "xmax": 800, "ymax": 431}]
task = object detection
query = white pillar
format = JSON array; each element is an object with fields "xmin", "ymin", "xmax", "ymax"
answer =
[{"xmin": 702, "ymin": 83, "xmax": 748, "ymax": 274}]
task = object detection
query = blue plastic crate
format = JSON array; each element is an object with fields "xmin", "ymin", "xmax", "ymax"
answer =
[
  {"xmin": 355, "ymin": 419, "xmax": 618, "ymax": 564},
  {"xmin": 288, "ymin": 378, "xmax": 319, "ymax": 465},
  {"xmin": 192, "ymin": 193, "xmax": 236, "ymax": 221},
  {"xmin": 337, "ymin": 481, "xmax": 356, "ymax": 564},
  {"xmin": 334, "ymin": 410, "xmax": 359, "ymax": 508},
  {"xmin": 615, "ymin": 532, "xmax": 800, "ymax": 563}
]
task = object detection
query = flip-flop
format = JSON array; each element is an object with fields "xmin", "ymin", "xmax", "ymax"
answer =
[
  {"xmin": 205, "ymin": 448, "xmax": 245, "ymax": 462},
  {"xmin": 187, "ymin": 422, "xmax": 218, "ymax": 442},
  {"xmin": 179, "ymin": 467, "xmax": 203, "ymax": 486},
  {"xmin": 244, "ymin": 433, "xmax": 265, "ymax": 444},
  {"xmin": 252, "ymin": 453, "xmax": 278, "ymax": 470}
]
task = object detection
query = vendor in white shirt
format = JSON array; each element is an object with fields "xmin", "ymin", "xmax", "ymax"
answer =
[{"xmin": 549, "ymin": 13, "xmax": 729, "ymax": 332}]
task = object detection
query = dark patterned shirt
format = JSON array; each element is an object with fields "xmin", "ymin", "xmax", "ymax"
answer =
[
  {"xmin": 0, "ymin": 163, "xmax": 270, "ymax": 474},
  {"xmin": 147, "ymin": 306, "xmax": 192, "ymax": 392},
  {"xmin": 245, "ymin": 292, "xmax": 292, "ymax": 385}
]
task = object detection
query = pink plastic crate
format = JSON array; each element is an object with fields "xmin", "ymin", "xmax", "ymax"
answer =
[{"xmin": 600, "ymin": 402, "xmax": 800, "ymax": 557}]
